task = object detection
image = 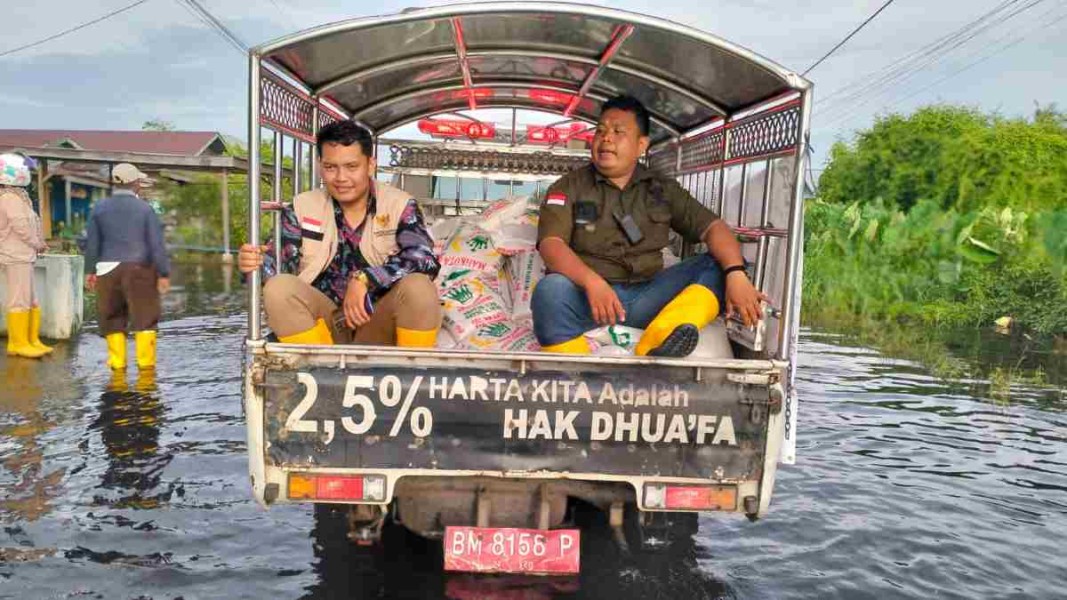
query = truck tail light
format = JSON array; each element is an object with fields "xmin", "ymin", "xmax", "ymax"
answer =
[
  {"xmin": 643, "ymin": 484, "xmax": 736, "ymax": 511},
  {"xmin": 288, "ymin": 473, "xmax": 387, "ymax": 502}
]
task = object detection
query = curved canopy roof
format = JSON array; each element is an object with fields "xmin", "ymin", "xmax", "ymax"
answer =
[{"xmin": 256, "ymin": 2, "xmax": 810, "ymax": 144}]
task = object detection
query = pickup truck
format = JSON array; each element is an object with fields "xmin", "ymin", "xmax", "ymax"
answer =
[{"xmin": 243, "ymin": 2, "xmax": 810, "ymax": 575}]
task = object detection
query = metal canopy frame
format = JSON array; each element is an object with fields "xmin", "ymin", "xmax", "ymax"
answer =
[{"xmin": 245, "ymin": 2, "xmax": 813, "ymax": 361}]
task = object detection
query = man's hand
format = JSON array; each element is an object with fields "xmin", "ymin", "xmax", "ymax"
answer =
[
  {"xmin": 237, "ymin": 243, "xmax": 265, "ymax": 274},
  {"xmin": 583, "ymin": 275, "xmax": 626, "ymax": 326},
  {"xmin": 85, "ymin": 274, "xmax": 97, "ymax": 292},
  {"xmin": 725, "ymin": 270, "xmax": 767, "ymax": 328},
  {"xmin": 343, "ymin": 276, "xmax": 371, "ymax": 329},
  {"xmin": 157, "ymin": 277, "xmax": 170, "ymax": 294}
]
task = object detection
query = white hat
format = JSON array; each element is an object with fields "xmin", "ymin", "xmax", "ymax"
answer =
[
  {"xmin": 0, "ymin": 153, "xmax": 34, "ymax": 187},
  {"xmin": 112, "ymin": 163, "xmax": 151, "ymax": 184}
]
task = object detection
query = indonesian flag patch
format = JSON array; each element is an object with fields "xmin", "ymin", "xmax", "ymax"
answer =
[
  {"xmin": 301, "ymin": 216, "xmax": 325, "ymax": 241},
  {"xmin": 546, "ymin": 193, "xmax": 567, "ymax": 207}
]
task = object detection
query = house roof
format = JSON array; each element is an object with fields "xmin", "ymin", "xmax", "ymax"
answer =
[{"xmin": 0, "ymin": 130, "xmax": 227, "ymax": 157}]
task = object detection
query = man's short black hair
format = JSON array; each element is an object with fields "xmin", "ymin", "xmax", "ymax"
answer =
[
  {"xmin": 317, "ymin": 120, "xmax": 374, "ymax": 158},
  {"xmin": 601, "ymin": 95, "xmax": 651, "ymax": 137}
]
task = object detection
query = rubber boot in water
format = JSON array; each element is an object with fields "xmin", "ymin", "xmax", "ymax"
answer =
[
  {"xmin": 28, "ymin": 307, "xmax": 54, "ymax": 354},
  {"xmin": 106, "ymin": 332, "xmax": 127, "ymax": 370},
  {"xmin": 5, "ymin": 310, "xmax": 47, "ymax": 358},
  {"xmin": 135, "ymin": 330, "xmax": 157, "ymax": 369}
]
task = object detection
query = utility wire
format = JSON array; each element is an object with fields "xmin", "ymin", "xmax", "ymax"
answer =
[
  {"xmin": 822, "ymin": 0, "xmax": 1054, "ymax": 128},
  {"xmin": 803, "ymin": 0, "xmax": 896, "ymax": 76},
  {"xmin": 816, "ymin": 0, "xmax": 1022, "ymax": 110},
  {"xmin": 0, "ymin": 0, "xmax": 152, "ymax": 59},
  {"xmin": 832, "ymin": 3, "xmax": 1067, "ymax": 129},
  {"xmin": 819, "ymin": 0, "xmax": 1046, "ymax": 118},
  {"xmin": 176, "ymin": 0, "xmax": 247, "ymax": 54}
]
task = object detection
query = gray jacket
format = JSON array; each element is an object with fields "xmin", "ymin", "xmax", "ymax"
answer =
[{"xmin": 85, "ymin": 190, "xmax": 170, "ymax": 277}]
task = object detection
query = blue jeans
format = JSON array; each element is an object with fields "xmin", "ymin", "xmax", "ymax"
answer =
[{"xmin": 531, "ymin": 254, "xmax": 725, "ymax": 346}]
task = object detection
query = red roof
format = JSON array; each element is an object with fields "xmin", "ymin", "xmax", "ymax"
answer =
[{"xmin": 0, "ymin": 130, "xmax": 225, "ymax": 156}]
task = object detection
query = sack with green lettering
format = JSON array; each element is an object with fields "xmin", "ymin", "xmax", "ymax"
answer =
[
  {"xmin": 502, "ymin": 250, "xmax": 545, "ymax": 319},
  {"xmin": 460, "ymin": 318, "xmax": 540, "ymax": 353},
  {"xmin": 438, "ymin": 222, "xmax": 503, "ymax": 289},
  {"xmin": 584, "ymin": 325, "xmax": 644, "ymax": 356},
  {"xmin": 440, "ymin": 276, "xmax": 510, "ymax": 341}
]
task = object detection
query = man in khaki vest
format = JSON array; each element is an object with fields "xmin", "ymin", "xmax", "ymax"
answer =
[
  {"xmin": 533, "ymin": 95, "xmax": 765, "ymax": 357},
  {"xmin": 238, "ymin": 121, "xmax": 441, "ymax": 346}
]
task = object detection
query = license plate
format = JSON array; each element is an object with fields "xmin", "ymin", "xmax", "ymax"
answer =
[{"xmin": 444, "ymin": 527, "xmax": 580, "ymax": 574}]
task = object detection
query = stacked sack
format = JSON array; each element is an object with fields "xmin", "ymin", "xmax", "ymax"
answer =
[
  {"xmin": 432, "ymin": 197, "xmax": 544, "ymax": 352},
  {"xmin": 429, "ymin": 196, "xmax": 732, "ymax": 359}
]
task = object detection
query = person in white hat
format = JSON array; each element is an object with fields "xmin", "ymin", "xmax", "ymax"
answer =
[
  {"xmin": 0, "ymin": 152, "xmax": 52, "ymax": 358},
  {"xmin": 85, "ymin": 163, "xmax": 170, "ymax": 371}
]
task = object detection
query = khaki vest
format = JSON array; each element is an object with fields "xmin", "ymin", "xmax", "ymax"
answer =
[{"xmin": 291, "ymin": 182, "xmax": 413, "ymax": 285}]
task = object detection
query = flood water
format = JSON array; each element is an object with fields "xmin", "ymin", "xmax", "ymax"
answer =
[{"xmin": 1, "ymin": 258, "xmax": 1064, "ymax": 599}]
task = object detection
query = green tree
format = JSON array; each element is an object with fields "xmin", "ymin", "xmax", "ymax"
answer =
[{"xmin": 818, "ymin": 105, "xmax": 1067, "ymax": 213}]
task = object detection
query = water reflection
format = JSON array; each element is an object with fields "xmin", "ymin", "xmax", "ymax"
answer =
[
  {"xmin": 0, "ymin": 357, "xmax": 65, "ymax": 523},
  {"xmin": 89, "ymin": 369, "xmax": 174, "ymax": 510},
  {"xmin": 301, "ymin": 501, "xmax": 729, "ymax": 600}
]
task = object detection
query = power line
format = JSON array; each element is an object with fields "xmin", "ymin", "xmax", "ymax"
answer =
[
  {"xmin": 816, "ymin": 0, "xmax": 1023, "ymax": 111},
  {"xmin": 824, "ymin": 0, "xmax": 1048, "ymax": 118},
  {"xmin": 841, "ymin": 3, "xmax": 1067, "ymax": 126},
  {"xmin": 802, "ymin": 0, "xmax": 896, "ymax": 76},
  {"xmin": 0, "ymin": 0, "xmax": 152, "ymax": 59},
  {"xmin": 821, "ymin": 0, "xmax": 1055, "ymax": 129},
  {"xmin": 176, "ymin": 0, "xmax": 247, "ymax": 55}
]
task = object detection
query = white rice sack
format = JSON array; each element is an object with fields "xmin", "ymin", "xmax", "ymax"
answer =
[
  {"xmin": 691, "ymin": 319, "xmax": 734, "ymax": 359},
  {"xmin": 479, "ymin": 196, "xmax": 533, "ymax": 232},
  {"xmin": 493, "ymin": 218, "xmax": 539, "ymax": 255},
  {"xmin": 435, "ymin": 327, "xmax": 460, "ymax": 350},
  {"xmin": 461, "ymin": 319, "xmax": 541, "ymax": 353},
  {"xmin": 430, "ymin": 217, "xmax": 463, "ymax": 256},
  {"xmin": 581, "ymin": 322, "xmax": 734, "ymax": 358},
  {"xmin": 440, "ymin": 277, "xmax": 510, "ymax": 341},
  {"xmin": 438, "ymin": 222, "xmax": 503, "ymax": 275},
  {"xmin": 585, "ymin": 325, "xmax": 644, "ymax": 355},
  {"xmin": 503, "ymin": 250, "xmax": 546, "ymax": 319}
]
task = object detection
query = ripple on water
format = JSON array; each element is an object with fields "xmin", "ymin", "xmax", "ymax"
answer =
[{"xmin": 1, "ymin": 264, "xmax": 1065, "ymax": 598}]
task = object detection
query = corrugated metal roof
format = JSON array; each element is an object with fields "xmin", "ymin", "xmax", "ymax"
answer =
[
  {"xmin": 0, "ymin": 130, "xmax": 226, "ymax": 156},
  {"xmin": 256, "ymin": 2, "xmax": 810, "ymax": 144}
]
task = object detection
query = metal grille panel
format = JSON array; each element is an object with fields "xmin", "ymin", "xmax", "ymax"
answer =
[
  {"xmin": 318, "ymin": 108, "xmax": 343, "ymax": 132},
  {"xmin": 648, "ymin": 147, "xmax": 676, "ymax": 176},
  {"xmin": 680, "ymin": 129, "xmax": 725, "ymax": 174},
  {"xmin": 388, "ymin": 144, "xmax": 589, "ymax": 175},
  {"xmin": 726, "ymin": 103, "xmax": 799, "ymax": 164},
  {"xmin": 261, "ymin": 73, "xmax": 316, "ymax": 142}
]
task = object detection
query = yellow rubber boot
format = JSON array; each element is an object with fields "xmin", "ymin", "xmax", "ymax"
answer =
[
  {"xmin": 29, "ymin": 307, "xmax": 54, "ymax": 354},
  {"xmin": 397, "ymin": 327, "xmax": 438, "ymax": 348},
  {"xmin": 108, "ymin": 369, "xmax": 128, "ymax": 392},
  {"xmin": 106, "ymin": 332, "xmax": 127, "ymax": 370},
  {"xmin": 135, "ymin": 330, "xmax": 157, "ymax": 369},
  {"xmin": 541, "ymin": 335, "xmax": 591, "ymax": 354},
  {"xmin": 635, "ymin": 285, "xmax": 720, "ymax": 358},
  {"xmin": 135, "ymin": 369, "xmax": 157, "ymax": 393},
  {"xmin": 279, "ymin": 318, "xmax": 334, "ymax": 345},
  {"xmin": 5, "ymin": 310, "xmax": 47, "ymax": 358}
]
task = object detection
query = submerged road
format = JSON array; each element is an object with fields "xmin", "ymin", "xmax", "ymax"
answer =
[{"xmin": 1, "ymin": 260, "xmax": 1064, "ymax": 599}]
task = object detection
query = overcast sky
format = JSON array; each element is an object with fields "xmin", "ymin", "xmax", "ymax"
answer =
[{"xmin": 1, "ymin": 0, "xmax": 1065, "ymax": 169}]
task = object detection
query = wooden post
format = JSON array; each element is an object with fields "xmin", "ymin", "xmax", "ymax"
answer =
[
  {"xmin": 38, "ymin": 161, "xmax": 52, "ymax": 238},
  {"xmin": 221, "ymin": 168, "xmax": 232, "ymax": 262},
  {"xmin": 64, "ymin": 179, "xmax": 72, "ymax": 233}
]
